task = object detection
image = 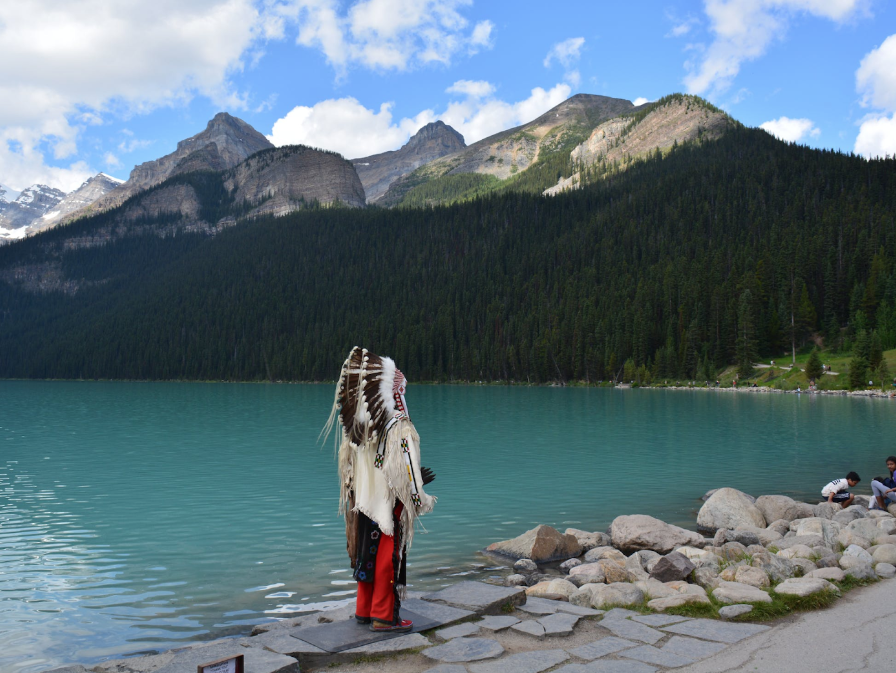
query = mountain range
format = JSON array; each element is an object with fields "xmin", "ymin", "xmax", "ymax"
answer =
[{"xmin": 0, "ymin": 93, "xmax": 735, "ymax": 247}]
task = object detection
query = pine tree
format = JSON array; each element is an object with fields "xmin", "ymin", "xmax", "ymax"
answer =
[
  {"xmin": 869, "ymin": 331, "xmax": 883, "ymax": 370},
  {"xmin": 805, "ymin": 348, "xmax": 823, "ymax": 381},
  {"xmin": 848, "ymin": 356, "xmax": 869, "ymax": 390},
  {"xmin": 736, "ymin": 290, "xmax": 758, "ymax": 377},
  {"xmin": 877, "ymin": 358, "xmax": 891, "ymax": 390},
  {"xmin": 854, "ymin": 330, "xmax": 871, "ymax": 362}
]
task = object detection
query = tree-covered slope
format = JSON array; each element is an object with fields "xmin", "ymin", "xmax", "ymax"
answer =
[{"xmin": 0, "ymin": 126, "xmax": 894, "ymax": 383}]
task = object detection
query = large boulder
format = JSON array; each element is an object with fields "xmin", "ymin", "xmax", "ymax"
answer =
[
  {"xmin": 567, "ymin": 562, "xmax": 605, "ymax": 586},
  {"xmin": 813, "ymin": 502, "xmax": 842, "ymax": 520},
  {"xmin": 703, "ymin": 488, "xmax": 756, "ymax": 502},
  {"xmin": 564, "ymin": 528, "xmax": 611, "ymax": 551},
  {"xmin": 734, "ymin": 566, "xmax": 770, "ymax": 588},
  {"xmin": 609, "ymin": 515, "xmax": 705, "ymax": 554},
  {"xmin": 751, "ymin": 551, "xmax": 796, "ymax": 582},
  {"xmin": 570, "ymin": 582, "xmax": 644, "ymax": 609},
  {"xmin": 794, "ymin": 518, "xmax": 841, "ymax": 548},
  {"xmin": 486, "ymin": 525, "xmax": 582, "ymax": 562},
  {"xmin": 847, "ymin": 519, "xmax": 884, "ymax": 543},
  {"xmin": 774, "ymin": 577, "xmax": 839, "ymax": 597},
  {"xmin": 526, "ymin": 578, "xmax": 577, "ymax": 599},
  {"xmin": 876, "ymin": 563, "xmax": 896, "ymax": 578},
  {"xmin": 755, "ymin": 495, "xmax": 815, "ymax": 523},
  {"xmin": 837, "ymin": 530, "xmax": 871, "ymax": 549},
  {"xmin": 878, "ymin": 519, "xmax": 896, "ymax": 535},
  {"xmin": 647, "ymin": 593, "xmax": 710, "ymax": 611},
  {"xmin": 697, "ymin": 488, "xmax": 767, "ymax": 533},
  {"xmin": 843, "ymin": 544, "xmax": 874, "ymax": 564},
  {"xmin": 712, "ymin": 580, "xmax": 772, "ymax": 604},
  {"xmin": 583, "ymin": 547, "xmax": 625, "ymax": 564},
  {"xmin": 832, "ymin": 506, "xmax": 868, "ymax": 525},
  {"xmin": 872, "ymin": 544, "xmax": 896, "ymax": 566},
  {"xmin": 649, "ymin": 552, "xmax": 696, "ymax": 582}
]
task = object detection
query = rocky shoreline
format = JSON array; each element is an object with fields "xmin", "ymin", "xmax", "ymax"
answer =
[
  {"xmin": 39, "ymin": 489, "xmax": 896, "ymax": 673},
  {"xmin": 486, "ymin": 487, "xmax": 896, "ymax": 615},
  {"xmin": 643, "ymin": 384, "xmax": 896, "ymax": 398}
]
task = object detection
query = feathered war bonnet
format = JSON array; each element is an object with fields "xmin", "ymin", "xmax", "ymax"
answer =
[{"xmin": 324, "ymin": 346, "xmax": 434, "ymax": 543}]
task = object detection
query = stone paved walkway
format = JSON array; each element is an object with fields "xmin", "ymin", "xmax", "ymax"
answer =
[{"xmin": 55, "ymin": 579, "xmax": 896, "ymax": 673}]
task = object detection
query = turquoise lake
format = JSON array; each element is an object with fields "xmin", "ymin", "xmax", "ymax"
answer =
[{"xmin": 2, "ymin": 381, "xmax": 895, "ymax": 672}]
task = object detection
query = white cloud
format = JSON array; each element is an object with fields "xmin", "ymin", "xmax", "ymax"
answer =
[
  {"xmin": 854, "ymin": 34, "xmax": 896, "ymax": 158},
  {"xmin": 277, "ymin": 0, "xmax": 492, "ymax": 72},
  {"xmin": 104, "ymin": 152, "xmax": 122, "ymax": 169},
  {"xmin": 854, "ymin": 114, "xmax": 896, "ymax": 159},
  {"xmin": 0, "ymin": 0, "xmax": 492, "ymax": 191},
  {"xmin": 267, "ymin": 80, "xmax": 572, "ymax": 158},
  {"xmin": 268, "ymin": 98, "xmax": 436, "ymax": 157},
  {"xmin": 760, "ymin": 116, "xmax": 821, "ymax": 142},
  {"xmin": 684, "ymin": 0, "xmax": 863, "ymax": 96},
  {"xmin": 544, "ymin": 37, "xmax": 585, "ymax": 68},
  {"xmin": 633, "ymin": 97, "xmax": 650, "ymax": 106},
  {"xmin": 856, "ymin": 34, "xmax": 896, "ymax": 112},
  {"xmin": 447, "ymin": 80, "xmax": 496, "ymax": 98}
]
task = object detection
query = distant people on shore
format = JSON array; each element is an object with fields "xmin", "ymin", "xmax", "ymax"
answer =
[
  {"xmin": 821, "ymin": 472, "xmax": 860, "ymax": 508},
  {"xmin": 871, "ymin": 456, "xmax": 896, "ymax": 511}
]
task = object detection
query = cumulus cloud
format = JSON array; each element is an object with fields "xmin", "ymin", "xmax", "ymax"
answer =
[
  {"xmin": 276, "ymin": 0, "xmax": 493, "ymax": 72},
  {"xmin": 267, "ymin": 80, "xmax": 572, "ymax": 158},
  {"xmin": 0, "ymin": 0, "xmax": 492, "ymax": 191},
  {"xmin": 760, "ymin": 116, "xmax": 820, "ymax": 142},
  {"xmin": 683, "ymin": 0, "xmax": 863, "ymax": 97},
  {"xmin": 544, "ymin": 37, "xmax": 584, "ymax": 88},
  {"xmin": 633, "ymin": 97, "xmax": 650, "ymax": 106},
  {"xmin": 854, "ymin": 34, "xmax": 896, "ymax": 158}
]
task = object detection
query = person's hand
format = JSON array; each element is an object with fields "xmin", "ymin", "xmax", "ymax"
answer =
[{"xmin": 421, "ymin": 466, "xmax": 436, "ymax": 485}]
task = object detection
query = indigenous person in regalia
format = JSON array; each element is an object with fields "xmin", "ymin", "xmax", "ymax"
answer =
[{"xmin": 323, "ymin": 347, "xmax": 436, "ymax": 632}]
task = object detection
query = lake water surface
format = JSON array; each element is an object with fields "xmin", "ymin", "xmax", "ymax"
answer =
[{"xmin": 2, "ymin": 381, "xmax": 895, "ymax": 672}]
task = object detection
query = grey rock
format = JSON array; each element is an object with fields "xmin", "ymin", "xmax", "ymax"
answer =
[
  {"xmin": 766, "ymin": 519, "xmax": 792, "ymax": 536},
  {"xmin": 813, "ymin": 502, "xmax": 842, "ymax": 520},
  {"xmin": 662, "ymin": 618, "xmax": 771, "ymax": 643},
  {"xmin": 872, "ymin": 544, "xmax": 896, "ymax": 565},
  {"xmin": 565, "ymin": 528, "xmax": 613, "ymax": 551},
  {"xmin": 599, "ymin": 618, "xmax": 665, "ymax": 644},
  {"xmin": 697, "ymin": 488, "xmax": 766, "ymax": 533},
  {"xmin": 807, "ymin": 567, "xmax": 846, "ymax": 581},
  {"xmin": 649, "ymin": 552, "xmax": 696, "ymax": 582},
  {"xmin": 0, "ymin": 183, "xmax": 66, "ymax": 233},
  {"xmin": 631, "ymin": 614, "xmax": 692, "ymax": 627},
  {"xmin": 511, "ymin": 620, "xmax": 546, "ymax": 639},
  {"xmin": 833, "ymin": 507, "xmax": 867, "ymax": 525},
  {"xmin": 847, "ymin": 518, "xmax": 883, "ymax": 542},
  {"xmin": 41, "ymin": 668, "xmax": 91, "ymax": 673},
  {"xmin": 246, "ymin": 632, "xmax": 326, "ymax": 657},
  {"xmin": 693, "ymin": 567, "xmax": 721, "ymax": 590},
  {"xmin": 568, "ymin": 561, "xmax": 607, "ymax": 585},
  {"xmin": 422, "ymin": 666, "xmax": 468, "ymax": 673},
  {"xmin": 478, "ymin": 615, "xmax": 520, "ymax": 630},
  {"xmin": 149, "ymin": 642, "xmax": 298, "ymax": 673},
  {"xmin": 515, "ymin": 558, "xmax": 538, "ymax": 573},
  {"xmin": 662, "ymin": 635, "xmax": 728, "ymax": 659},
  {"xmin": 774, "ymin": 577, "xmax": 839, "ymax": 597},
  {"xmin": 603, "ymin": 607, "xmax": 640, "ymax": 619},
  {"xmin": 573, "ymin": 582, "xmax": 644, "ymax": 609},
  {"xmin": 816, "ymin": 554, "xmax": 842, "ymax": 568},
  {"xmin": 468, "ymin": 649, "xmax": 569, "ymax": 673},
  {"xmin": 794, "ymin": 518, "xmax": 841, "ymax": 548},
  {"xmin": 402, "ymin": 598, "xmax": 476, "ymax": 627},
  {"xmin": 538, "ymin": 612, "xmax": 580, "ymax": 636},
  {"xmin": 554, "ymin": 602, "xmax": 603, "ymax": 617},
  {"xmin": 845, "ymin": 562, "xmax": 877, "ymax": 580},
  {"xmin": 560, "ymin": 558, "xmax": 583, "ymax": 573},
  {"xmin": 711, "ymin": 580, "xmax": 772, "ymax": 604},
  {"xmin": 30, "ymin": 174, "xmax": 124, "ymax": 234},
  {"xmin": 352, "ymin": 121, "xmax": 466, "ymax": 203},
  {"xmin": 518, "ymin": 596, "xmax": 560, "ymax": 614},
  {"xmin": 344, "ymin": 633, "xmax": 430, "ymax": 654},
  {"xmin": 629, "ymin": 550, "xmax": 662, "ymax": 573},
  {"xmin": 646, "ymin": 594, "xmax": 711, "ymax": 611},
  {"xmin": 424, "ymin": 581, "xmax": 526, "ymax": 616},
  {"xmin": 609, "ymin": 514, "xmax": 705, "ymax": 554},
  {"xmin": 844, "ymin": 544, "xmax": 874, "ymax": 564},
  {"xmin": 714, "ymin": 529, "xmax": 761, "ymax": 547},
  {"xmin": 505, "ymin": 573, "xmax": 528, "ymax": 587},
  {"xmin": 436, "ymin": 622, "xmax": 481, "ymax": 640},
  {"xmin": 621, "ymin": 644, "xmax": 693, "ymax": 668},
  {"xmin": 568, "ymin": 636, "xmax": 639, "ymax": 660},
  {"xmin": 718, "ymin": 604, "xmax": 753, "ymax": 619},
  {"xmin": 719, "ymin": 541, "xmax": 748, "ymax": 561},
  {"xmin": 422, "ymin": 637, "xmax": 505, "ymax": 663},
  {"xmin": 769, "ymin": 535, "xmax": 826, "ymax": 551},
  {"xmin": 486, "ymin": 525, "xmax": 582, "ymax": 562},
  {"xmin": 755, "ymin": 495, "xmax": 815, "ymax": 523},
  {"xmin": 554, "ymin": 661, "xmax": 657, "ymax": 673},
  {"xmin": 789, "ymin": 557, "xmax": 818, "ymax": 576},
  {"xmin": 875, "ymin": 562, "xmax": 896, "ymax": 578},
  {"xmin": 584, "ymin": 547, "xmax": 628, "ymax": 565}
]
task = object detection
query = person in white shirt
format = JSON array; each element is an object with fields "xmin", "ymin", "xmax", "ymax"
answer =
[{"xmin": 820, "ymin": 472, "xmax": 860, "ymax": 508}]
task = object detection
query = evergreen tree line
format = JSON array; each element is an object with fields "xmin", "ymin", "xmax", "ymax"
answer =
[{"xmin": 0, "ymin": 126, "xmax": 894, "ymax": 383}]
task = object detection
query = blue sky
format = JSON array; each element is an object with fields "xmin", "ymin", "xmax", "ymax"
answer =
[{"xmin": 1, "ymin": 0, "xmax": 895, "ymax": 193}]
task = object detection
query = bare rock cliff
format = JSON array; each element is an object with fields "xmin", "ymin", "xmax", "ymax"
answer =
[
  {"xmin": 0, "ymin": 184, "xmax": 66, "ymax": 235},
  {"xmin": 352, "ymin": 121, "xmax": 465, "ymax": 203},
  {"xmin": 227, "ymin": 146, "xmax": 366, "ymax": 215},
  {"xmin": 31, "ymin": 173, "xmax": 123, "ymax": 234},
  {"xmin": 69, "ymin": 113, "xmax": 274, "ymax": 219}
]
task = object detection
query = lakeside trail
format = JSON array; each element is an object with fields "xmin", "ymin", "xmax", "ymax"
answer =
[{"xmin": 677, "ymin": 577, "xmax": 896, "ymax": 672}]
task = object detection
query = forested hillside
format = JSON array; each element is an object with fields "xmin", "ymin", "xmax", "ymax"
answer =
[{"xmin": 0, "ymin": 126, "xmax": 894, "ymax": 383}]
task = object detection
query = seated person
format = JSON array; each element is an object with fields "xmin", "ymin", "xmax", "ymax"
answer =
[
  {"xmin": 821, "ymin": 472, "xmax": 860, "ymax": 508},
  {"xmin": 870, "ymin": 456, "xmax": 896, "ymax": 510}
]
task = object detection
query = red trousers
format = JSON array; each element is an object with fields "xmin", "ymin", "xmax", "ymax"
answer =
[{"xmin": 355, "ymin": 525, "xmax": 396, "ymax": 622}]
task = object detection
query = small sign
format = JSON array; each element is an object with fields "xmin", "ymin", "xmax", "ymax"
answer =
[{"xmin": 197, "ymin": 654, "xmax": 244, "ymax": 673}]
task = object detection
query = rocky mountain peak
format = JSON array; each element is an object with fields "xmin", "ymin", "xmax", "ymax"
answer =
[
  {"xmin": 405, "ymin": 121, "xmax": 465, "ymax": 152},
  {"xmin": 352, "ymin": 120, "xmax": 466, "ymax": 203}
]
